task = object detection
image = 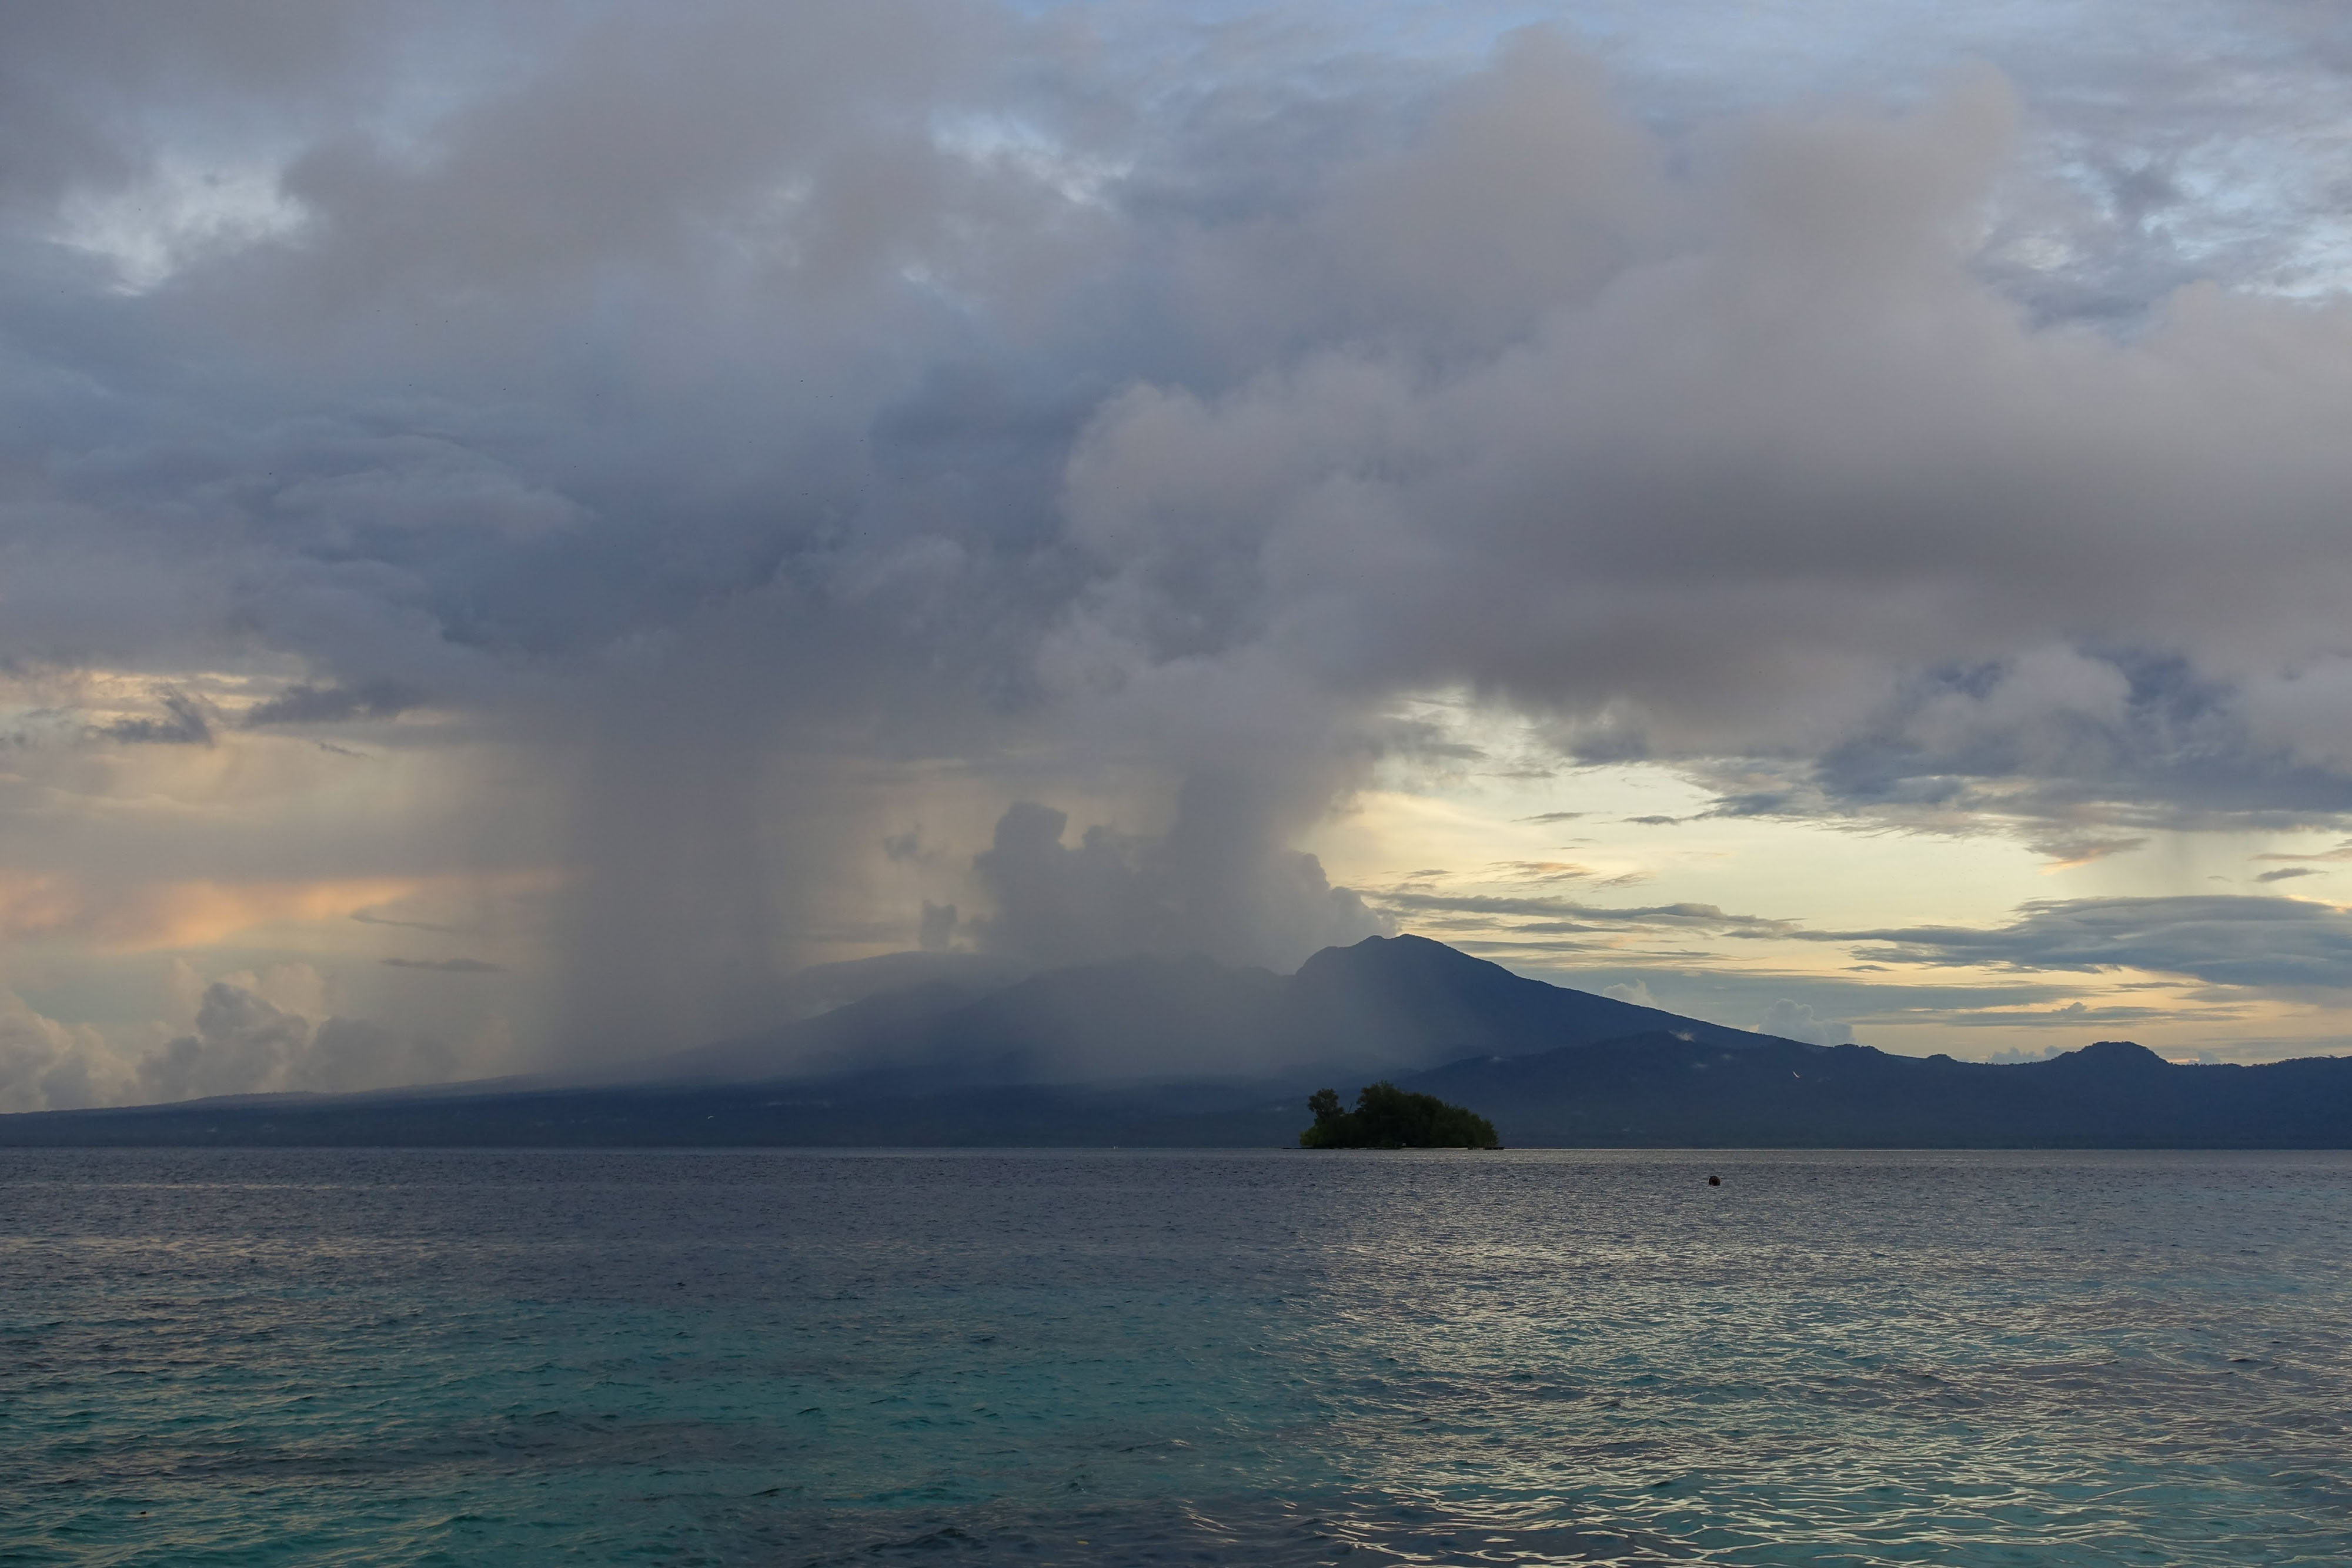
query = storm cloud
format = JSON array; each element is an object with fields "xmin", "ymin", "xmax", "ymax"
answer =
[{"xmin": 8, "ymin": 2, "xmax": 2352, "ymax": 1096}]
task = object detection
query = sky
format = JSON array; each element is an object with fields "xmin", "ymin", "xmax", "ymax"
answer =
[{"xmin": 9, "ymin": 0, "xmax": 2352, "ymax": 1109}]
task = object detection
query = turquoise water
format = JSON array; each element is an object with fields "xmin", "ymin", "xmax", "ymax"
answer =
[{"xmin": 4, "ymin": 1150, "xmax": 2350, "ymax": 1565}]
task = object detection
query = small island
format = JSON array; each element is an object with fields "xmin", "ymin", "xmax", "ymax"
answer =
[{"xmin": 1299, "ymin": 1082, "xmax": 1501, "ymax": 1149}]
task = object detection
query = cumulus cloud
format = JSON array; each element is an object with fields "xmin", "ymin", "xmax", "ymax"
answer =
[
  {"xmin": 136, "ymin": 979, "xmax": 461, "ymax": 1102},
  {"xmin": 1755, "ymin": 998, "xmax": 1856, "ymax": 1047},
  {"xmin": 0, "ymin": 990, "xmax": 132, "ymax": 1112},
  {"xmin": 968, "ymin": 791, "xmax": 1388, "ymax": 972},
  {"xmin": 1983, "ymin": 1043, "xmax": 2068, "ymax": 1064},
  {"xmin": 138, "ymin": 982, "xmax": 315, "ymax": 1102}
]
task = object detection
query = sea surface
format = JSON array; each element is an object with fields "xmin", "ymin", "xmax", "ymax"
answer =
[{"xmin": 4, "ymin": 1149, "xmax": 2350, "ymax": 1566}]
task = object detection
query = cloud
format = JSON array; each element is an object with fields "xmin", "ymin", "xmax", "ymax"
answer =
[
  {"xmin": 135, "ymin": 979, "xmax": 463, "ymax": 1101},
  {"xmin": 138, "ymin": 982, "xmax": 315, "ymax": 1101},
  {"xmin": 2256, "ymin": 867, "xmax": 2324, "ymax": 884},
  {"xmin": 1751, "ymin": 650, "xmax": 2352, "ymax": 846},
  {"xmin": 93, "ymin": 688, "xmax": 213, "ymax": 745},
  {"xmin": 1930, "ymin": 1002, "xmax": 2173, "ymax": 1032},
  {"xmin": 0, "ymin": 874, "xmax": 436, "ymax": 952},
  {"xmin": 380, "ymin": 956, "xmax": 503, "ymax": 972},
  {"xmin": 8, "ymin": 7, "xmax": 2352, "ymax": 1087},
  {"xmin": 244, "ymin": 680, "xmax": 422, "ymax": 726},
  {"xmin": 2255, "ymin": 839, "xmax": 2352, "ymax": 864},
  {"xmin": 350, "ymin": 909, "xmax": 466, "ymax": 935},
  {"xmin": 968, "ymin": 790, "xmax": 1389, "ymax": 972},
  {"xmin": 1816, "ymin": 895, "xmax": 2352, "ymax": 991},
  {"xmin": 1375, "ymin": 890, "xmax": 1796, "ymax": 938},
  {"xmin": 1983, "ymin": 1043, "xmax": 2067, "ymax": 1064},
  {"xmin": 1493, "ymin": 860, "xmax": 1602, "ymax": 882},
  {"xmin": 0, "ymin": 990, "xmax": 132, "ymax": 1112},
  {"xmin": 1755, "ymin": 998, "xmax": 1855, "ymax": 1047},
  {"xmin": 1054, "ymin": 65, "xmax": 2352, "ymax": 848}
]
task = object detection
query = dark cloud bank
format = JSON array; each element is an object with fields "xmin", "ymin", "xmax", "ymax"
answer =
[{"xmin": 8, "ymin": 4, "xmax": 2352, "ymax": 1086}]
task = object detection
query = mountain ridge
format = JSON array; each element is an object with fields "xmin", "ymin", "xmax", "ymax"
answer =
[
  {"xmin": 4, "ymin": 935, "xmax": 2348, "ymax": 1146},
  {"xmin": 647, "ymin": 934, "xmax": 1795, "ymax": 1088}
]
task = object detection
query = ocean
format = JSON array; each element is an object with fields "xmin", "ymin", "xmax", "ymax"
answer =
[{"xmin": 4, "ymin": 1148, "xmax": 2348, "ymax": 1565}]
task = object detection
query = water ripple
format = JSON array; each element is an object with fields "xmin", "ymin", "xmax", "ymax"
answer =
[{"xmin": 2, "ymin": 1148, "xmax": 2348, "ymax": 1564}]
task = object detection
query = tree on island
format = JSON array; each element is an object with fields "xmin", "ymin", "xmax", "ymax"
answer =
[{"xmin": 1299, "ymin": 1082, "xmax": 1501, "ymax": 1149}]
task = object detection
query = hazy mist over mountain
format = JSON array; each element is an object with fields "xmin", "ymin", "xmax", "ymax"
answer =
[{"xmin": 10, "ymin": 2, "xmax": 2352, "ymax": 1110}]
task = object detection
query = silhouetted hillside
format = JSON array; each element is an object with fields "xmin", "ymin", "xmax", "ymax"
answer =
[
  {"xmin": 6, "ymin": 937, "xmax": 2350, "ymax": 1146},
  {"xmin": 1411, "ymin": 1034, "xmax": 2352, "ymax": 1148},
  {"xmin": 652, "ymin": 934, "xmax": 1788, "ymax": 1087},
  {"xmin": 1287, "ymin": 935, "xmax": 1771, "ymax": 1061}
]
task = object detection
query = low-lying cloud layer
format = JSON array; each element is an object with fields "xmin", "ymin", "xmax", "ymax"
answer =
[{"xmin": 8, "ymin": 2, "xmax": 2352, "ymax": 1100}]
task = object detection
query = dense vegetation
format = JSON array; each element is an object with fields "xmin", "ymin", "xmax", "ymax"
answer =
[{"xmin": 1299, "ymin": 1082, "xmax": 1500, "ymax": 1149}]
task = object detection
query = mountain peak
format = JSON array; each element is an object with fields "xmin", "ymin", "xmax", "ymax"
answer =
[
  {"xmin": 2054, "ymin": 1039, "xmax": 2168, "ymax": 1071},
  {"xmin": 1295, "ymin": 931, "xmax": 1515, "ymax": 984}
]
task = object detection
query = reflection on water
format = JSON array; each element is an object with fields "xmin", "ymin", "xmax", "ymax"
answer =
[{"xmin": 4, "ymin": 1149, "xmax": 2349, "ymax": 1564}]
